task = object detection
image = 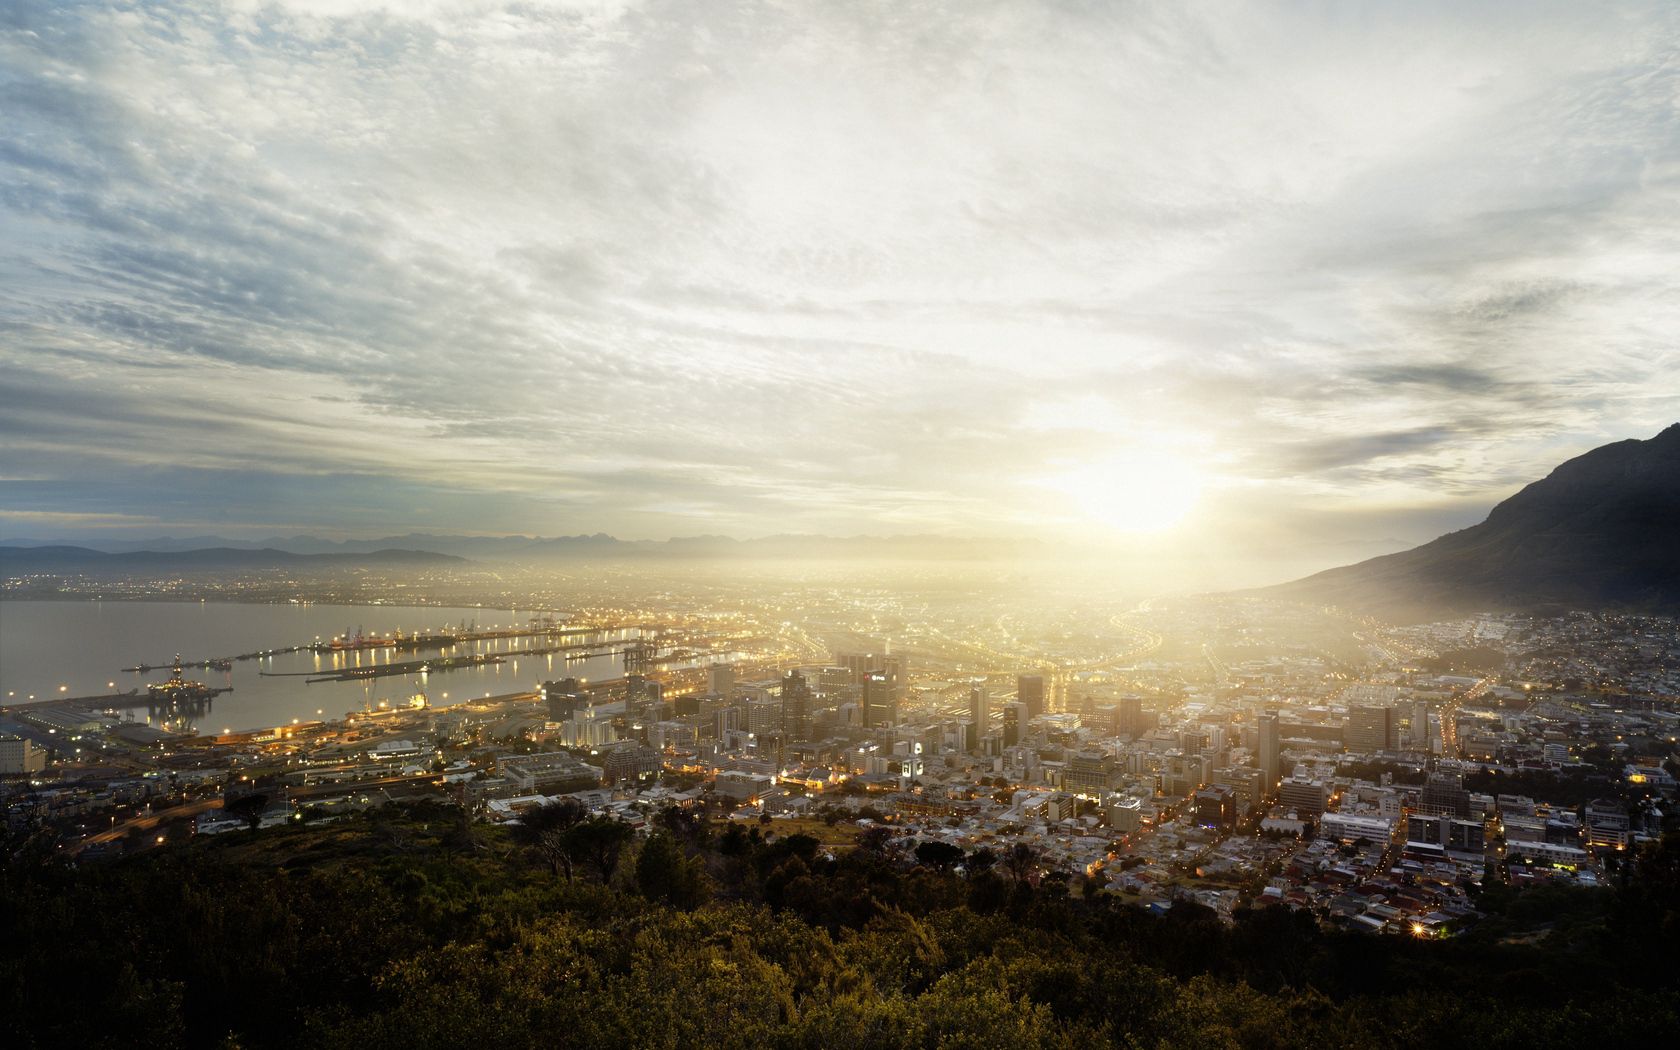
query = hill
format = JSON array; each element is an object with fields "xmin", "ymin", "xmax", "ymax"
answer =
[
  {"xmin": 0, "ymin": 545, "xmax": 466, "ymax": 574},
  {"xmin": 1261, "ymin": 424, "xmax": 1680, "ymax": 620},
  {"xmin": 2, "ymin": 802, "xmax": 1676, "ymax": 1049},
  {"xmin": 0, "ymin": 532, "xmax": 1030, "ymax": 563}
]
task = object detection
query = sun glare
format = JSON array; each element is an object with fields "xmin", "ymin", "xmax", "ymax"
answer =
[{"xmin": 1043, "ymin": 453, "xmax": 1203, "ymax": 532}]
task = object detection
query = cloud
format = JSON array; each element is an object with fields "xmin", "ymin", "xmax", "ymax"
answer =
[{"xmin": 1, "ymin": 0, "xmax": 1678, "ymax": 557}]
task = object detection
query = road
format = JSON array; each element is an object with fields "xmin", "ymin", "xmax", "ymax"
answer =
[
  {"xmin": 1438, "ymin": 674, "xmax": 1497, "ymax": 757},
  {"xmin": 73, "ymin": 797, "xmax": 223, "ymax": 852}
]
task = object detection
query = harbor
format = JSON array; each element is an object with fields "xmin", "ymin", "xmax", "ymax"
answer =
[{"xmin": 0, "ymin": 601, "xmax": 639, "ymax": 734}]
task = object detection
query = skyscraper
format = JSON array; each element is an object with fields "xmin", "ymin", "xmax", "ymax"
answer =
[
  {"xmin": 1017, "ymin": 675, "xmax": 1045, "ymax": 720},
  {"xmin": 969, "ymin": 684, "xmax": 989, "ymax": 746},
  {"xmin": 1257, "ymin": 713, "xmax": 1281, "ymax": 795},
  {"xmin": 1117, "ymin": 694, "xmax": 1144, "ymax": 738},
  {"xmin": 861, "ymin": 671, "xmax": 894, "ymax": 729},
  {"xmin": 1002, "ymin": 701, "xmax": 1026, "ymax": 748},
  {"xmin": 781, "ymin": 670, "xmax": 812, "ymax": 741},
  {"xmin": 707, "ymin": 662, "xmax": 736, "ymax": 698},
  {"xmin": 1346, "ymin": 705, "xmax": 1395, "ymax": 753}
]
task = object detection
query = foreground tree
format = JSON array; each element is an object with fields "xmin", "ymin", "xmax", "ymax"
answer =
[
  {"xmin": 635, "ymin": 829, "xmax": 710, "ymax": 909},
  {"xmin": 509, "ymin": 798, "xmax": 585, "ymax": 878},
  {"xmin": 914, "ymin": 840, "xmax": 964, "ymax": 874},
  {"xmin": 566, "ymin": 815, "xmax": 634, "ymax": 884}
]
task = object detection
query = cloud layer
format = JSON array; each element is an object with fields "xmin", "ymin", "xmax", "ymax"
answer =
[{"xmin": 3, "ymin": 0, "xmax": 1678, "ymax": 565}]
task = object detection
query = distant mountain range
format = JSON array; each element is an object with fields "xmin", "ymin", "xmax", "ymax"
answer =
[
  {"xmin": 0, "ymin": 532, "xmax": 1031, "ymax": 563},
  {"xmin": 1259, "ymin": 424, "xmax": 1680, "ymax": 621},
  {"xmin": 0, "ymin": 546, "xmax": 466, "ymax": 573}
]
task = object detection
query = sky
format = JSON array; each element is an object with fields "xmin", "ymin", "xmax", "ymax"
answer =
[{"xmin": 2, "ymin": 1, "xmax": 1678, "ymax": 579}]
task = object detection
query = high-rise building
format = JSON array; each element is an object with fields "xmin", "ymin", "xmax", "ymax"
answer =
[
  {"xmin": 1257, "ymin": 713, "xmax": 1281, "ymax": 794},
  {"xmin": 1585, "ymin": 798, "xmax": 1631, "ymax": 850},
  {"xmin": 0, "ymin": 735, "xmax": 46, "ymax": 775},
  {"xmin": 861, "ymin": 671, "xmax": 895, "ymax": 729},
  {"xmin": 747, "ymin": 698, "xmax": 781, "ymax": 737},
  {"xmin": 1346, "ymin": 705, "xmax": 1396, "ymax": 753},
  {"xmin": 542, "ymin": 678, "xmax": 587, "ymax": 721},
  {"xmin": 1017, "ymin": 675, "xmax": 1046, "ymax": 720},
  {"xmin": 1407, "ymin": 701, "xmax": 1432, "ymax": 750},
  {"xmin": 1418, "ymin": 772, "xmax": 1471, "ymax": 818},
  {"xmin": 969, "ymin": 684, "xmax": 989, "ymax": 745},
  {"xmin": 1002, "ymin": 701, "xmax": 1027, "ymax": 748},
  {"xmin": 1212, "ymin": 766, "xmax": 1265, "ymax": 810},
  {"xmin": 1161, "ymin": 753, "xmax": 1208, "ymax": 797},
  {"xmin": 781, "ymin": 670, "xmax": 813, "ymax": 742},
  {"xmin": 1064, "ymin": 750, "xmax": 1121, "ymax": 792},
  {"xmin": 707, "ymin": 662, "xmax": 736, "ymax": 698},
  {"xmin": 1278, "ymin": 775, "xmax": 1328, "ymax": 818},
  {"xmin": 1194, "ymin": 784, "xmax": 1237, "ymax": 830},
  {"xmin": 1116, "ymin": 694, "xmax": 1145, "ymax": 738},
  {"xmin": 835, "ymin": 647, "xmax": 905, "ymax": 697}
]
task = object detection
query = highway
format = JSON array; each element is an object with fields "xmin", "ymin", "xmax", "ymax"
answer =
[
  {"xmin": 73, "ymin": 798, "xmax": 223, "ymax": 852},
  {"xmin": 68, "ymin": 771, "xmax": 448, "ymax": 854}
]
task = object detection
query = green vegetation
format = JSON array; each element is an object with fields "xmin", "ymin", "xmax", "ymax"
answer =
[{"xmin": 3, "ymin": 803, "xmax": 1676, "ymax": 1049}]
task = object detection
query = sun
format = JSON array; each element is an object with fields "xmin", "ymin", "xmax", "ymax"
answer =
[{"xmin": 1040, "ymin": 452, "xmax": 1203, "ymax": 533}]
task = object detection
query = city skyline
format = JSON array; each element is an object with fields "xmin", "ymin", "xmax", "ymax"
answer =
[{"xmin": 4, "ymin": 2, "xmax": 1679, "ymax": 581}]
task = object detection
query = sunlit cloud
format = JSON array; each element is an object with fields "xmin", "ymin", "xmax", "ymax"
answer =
[{"xmin": 2, "ymin": 0, "xmax": 1678, "ymax": 575}]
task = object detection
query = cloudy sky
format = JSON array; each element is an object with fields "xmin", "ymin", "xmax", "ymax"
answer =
[{"xmin": 2, "ymin": 1, "xmax": 1678, "ymax": 573}]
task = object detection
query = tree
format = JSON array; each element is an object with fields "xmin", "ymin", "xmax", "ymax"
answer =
[
  {"xmin": 635, "ymin": 830, "xmax": 709, "ymax": 909},
  {"xmin": 965, "ymin": 847, "xmax": 997, "ymax": 877},
  {"xmin": 224, "ymin": 792, "xmax": 268, "ymax": 831},
  {"xmin": 1003, "ymin": 842, "xmax": 1040, "ymax": 882},
  {"xmin": 515, "ymin": 799, "xmax": 584, "ymax": 873},
  {"xmin": 914, "ymin": 840, "xmax": 964, "ymax": 874},
  {"xmin": 858, "ymin": 825, "xmax": 895, "ymax": 856},
  {"xmin": 565, "ymin": 816, "xmax": 634, "ymax": 884}
]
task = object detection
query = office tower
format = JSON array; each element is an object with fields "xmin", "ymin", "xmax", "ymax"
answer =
[
  {"xmin": 1278, "ymin": 775, "xmax": 1328, "ymax": 818},
  {"xmin": 1347, "ymin": 704, "xmax": 1396, "ymax": 752},
  {"xmin": 1017, "ymin": 675, "xmax": 1045, "ymax": 720},
  {"xmin": 542, "ymin": 678, "xmax": 586, "ymax": 721},
  {"xmin": 1257, "ymin": 713, "xmax": 1281, "ymax": 794},
  {"xmin": 1117, "ymin": 694, "xmax": 1144, "ymax": 737},
  {"xmin": 1584, "ymin": 799, "xmax": 1631, "ymax": 850},
  {"xmin": 1409, "ymin": 701, "xmax": 1432, "ymax": 749},
  {"xmin": 781, "ymin": 670, "xmax": 812, "ymax": 741},
  {"xmin": 707, "ymin": 662, "xmax": 736, "ymax": 698},
  {"xmin": 836, "ymin": 647, "xmax": 904, "ymax": 689},
  {"xmin": 626, "ymin": 674, "xmax": 662, "ymax": 716},
  {"xmin": 747, "ymin": 698, "xmax": 780, "ymax": 736},
  {"xmin": 1194, "ymin": 784, "xmax": 1237, "ymax": 830},
  {"xmin": 1002, "ymin": 701, "xmax": 1027, "ymax": 748},
  {"xmin": 970, "ymin": 684, "xmax": 989, "ymax": 746},
  {"xmin": 861, "ymin": 671, "xmax": 895, "ymax": 728},
  {"xmin": 1418, "ymin": 772, "xmax": 1472, "ymax": 818},
  {"xmin": 1065, "ymin": 750, "xmax": 1121, "ymax": 792},
  {"xmin": 1212, "ymin": 766, "xmax": 1266, "ymax": 810}
]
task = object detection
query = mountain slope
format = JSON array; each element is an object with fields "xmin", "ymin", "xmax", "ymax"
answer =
[{"xmin": 1261, "ymin": 424, "xmax": 1680, "ymax": 620}]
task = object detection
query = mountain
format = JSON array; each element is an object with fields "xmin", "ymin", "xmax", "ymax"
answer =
[
  {"xmin": 0, "ymin": 546, "xmax": 467, "ymax": 574},
  {"xmin": 1260, "ymin": 424, "xmax": 1680, "ymax": 620},
  {"xmin": 0, "ymin": 532, "xmax": 1031, "ymax": 562}
]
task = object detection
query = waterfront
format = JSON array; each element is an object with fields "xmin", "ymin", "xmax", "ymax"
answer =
[{"xmin": 0, "ymin": 600, "xmax": 631, "ymax": 732}]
